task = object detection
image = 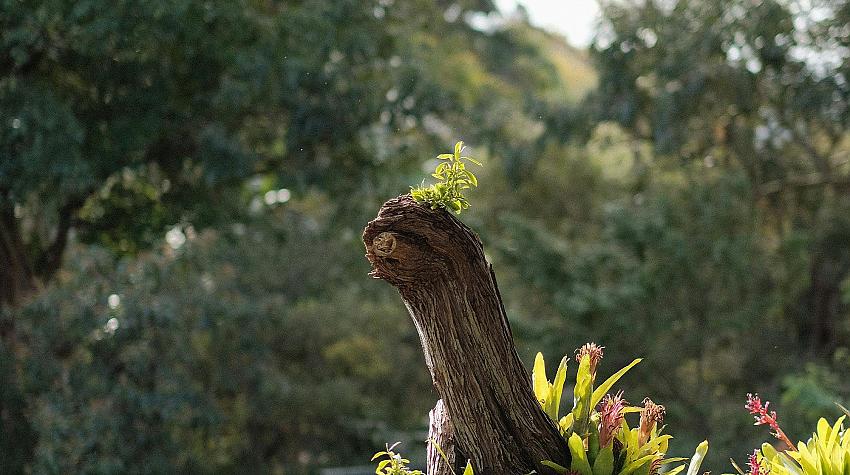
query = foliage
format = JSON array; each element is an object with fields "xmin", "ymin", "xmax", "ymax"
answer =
[
  {"xmin": 533, "ymin": 345, "xmax": 707, "ymax": 475},
  {"xmin": 13, "ymin": 210, "xmax": 433, "ymax": 473},
  {"xmin": 411, "ymin": 141, "xmax": 482, "ymax": 214},
  {"xmin": 533, "ymin": 352, "xmax": 569, "ymax": 422},
  {"xmin": 373, "ymin": 345, "xmax": 708, "ymax": 475},
  {"xmin": 372, "ymin": 442, "xmax": 474, "ymax": 475},
  {"xmin": 372, "ymin": 443, "xmax": 424, "ymax": 475},
  {"xmin": 591, "ymin": 0, "xmax": 850, "ymax": 357},
  {"xmin": 781, "ymin": 365, "xmax": 850, "ymax": 439},
  {"xmin": 1, "ymin": 1, "xmax": 577, "ymax": 471},
  {"xmin": 735, "ymin": 395, "xmax": 850, "ymax": 475}
]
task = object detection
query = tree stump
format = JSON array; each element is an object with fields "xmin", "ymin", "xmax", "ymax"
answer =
[{"xmin": 363, "ymin": 195, "xmax": 569, "ymax": 474}]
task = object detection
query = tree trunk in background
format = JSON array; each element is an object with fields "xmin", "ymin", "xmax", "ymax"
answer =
[
  {"xmin": 797, "ymin": 254, "xmax": 850, "ymax": 356},
  {"xmin": 363, "ymin": 195, "xmax": 569, "ymax": 474},
  {"xmin": 0, "ymin": 205, "xmax": 37, "ymax": 311},
  {"xmin": 0, "ymin": 204, "xmax": 37, "ymax": 474}
]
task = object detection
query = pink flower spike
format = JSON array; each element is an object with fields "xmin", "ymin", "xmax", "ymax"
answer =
[
  {"xmin": 745, "ymin": 394, "xmax": 796, "ymax": 452},
  {"xmin": 747, "ymin": 449, "xmax": 770, "ymax": 475},
  {"xmin": 576, "ymin": 343, "xmax": 604, "ymax": 380},
  {"xmin": 598, "ymin": 392, "xmax": 627, "ymax": 448}
]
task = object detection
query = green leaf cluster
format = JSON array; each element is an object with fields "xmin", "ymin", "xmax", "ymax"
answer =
[
  {"xmin": 372, "ymin": 443, "xmax": 424, "ymax": 475},
  {"xmin": 411, "ymin": 141, "xmax": 482, "ymax": 214},
  {"xmin": 740, "ymin": 417, "xmax": 850, "ymax": 475},
  {"xmin": 372, "ymin": 442, "xmax": 474, "ymax": 475},
  {"xmin": 533, "ymin": 354, "xmax": 569, "ymax": 423},
  {"xmin": 533, "ymin": 349, "xmax": 708, "ymax": 475},
  {"xmin": 533, "ymin": 351, "xmax": 641, "ymax": 438},
  {"xmin": 372, "ymin": 347, "xmax": 710, "ymax": 475}
]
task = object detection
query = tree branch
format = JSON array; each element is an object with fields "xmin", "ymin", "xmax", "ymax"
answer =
[
  {"xmin": 759, "ymin": 174, "xmax": 850, "ymax": 196},
  {"xmin": 35, "ymin": 194, "xmax": 89, "ymax": 282}
]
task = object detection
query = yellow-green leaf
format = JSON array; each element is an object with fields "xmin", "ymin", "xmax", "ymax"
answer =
[
  {"xmin": 533, "ymin": 352, "xmax": 548, "ymax": 407},
  {"xmin": 591, "ymin": 359, "xmax": 642, "ymax": 409},
  {"xmin": 686, "ymin": 441, "xmax": 709, "ymax": 475},
  {"xmin": 569, "ymin": 433, "xmax": 593, "ymax": 475},
  {"xmin": 572, "ymin": 355, "xmax": 593, "ymax": 435},
  {"xmin": 549, "ymin": 356, "xmax": 569, "ymax": 421},
  {"xmin": 559, "ymin": 413, "xmax": 574, "ymax": 434},
  {"xmin": 454, "ymin": 141, "xmax": 464, "ymax": 158},
  {"xmin": 593, "ymin": 445, "xmax": 614, "ymax": 475},
  {"xmin": 542, "ymin": 460, "xmax": 569, "ymax": 474},
  {"xmin": 619, "ymin": 455, "xmax": 657, "ymax": 475}
]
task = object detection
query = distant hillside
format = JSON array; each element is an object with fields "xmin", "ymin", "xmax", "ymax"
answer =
[
  {"xmin": 511, "ymin": 19, "xmax": 598, "ymax": 104},
  {"xmin": 544, "ymin": 32, "xmax": 597, "ymax": 103}
]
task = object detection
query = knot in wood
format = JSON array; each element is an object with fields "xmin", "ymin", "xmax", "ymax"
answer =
[{"xmin": 373, "ymin": 232, "xmax": 396, "ymax": 257}]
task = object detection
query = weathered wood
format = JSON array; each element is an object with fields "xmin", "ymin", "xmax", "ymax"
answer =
[
  {"xmin": 427, "ymin": 399, "xmax": 455, "ymax": 475},
  {"xmin": 364, "ymin": 195, "xmax": 569, "ymax": 474}
]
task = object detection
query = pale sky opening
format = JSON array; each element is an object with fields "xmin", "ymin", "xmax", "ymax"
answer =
[{"xmin": 495, "ymin": 0, "xmax": 601, "ymax": 48}]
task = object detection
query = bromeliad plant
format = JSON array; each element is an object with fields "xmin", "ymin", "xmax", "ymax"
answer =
[
  {"xmin": 535, "ymin": 343, "xmax": 709, "ymax": 475},
  {"xmin": 372, "ymin": 344, "xmax": 709, "ymax": 475},
  {"xmin": 411, "ymin": 141, "xmax": 482, "ymax": 214},
  {"xmin": 732, "ymin": 395, "xmax": 850, "ymax": 475}
]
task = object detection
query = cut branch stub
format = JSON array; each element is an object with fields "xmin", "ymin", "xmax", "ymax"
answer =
[
  {"xmin": 364, "ymin": 195, "xmax": 569, "ymax": 474},
  {"xmin": 428, "ymin": 399, "xmax": 456, "ymax": 475}
]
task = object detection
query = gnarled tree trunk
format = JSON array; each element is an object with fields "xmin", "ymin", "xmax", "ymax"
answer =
[{"xmin": 363, "ymin": 195, "xmax": 569, "ymax": 474}]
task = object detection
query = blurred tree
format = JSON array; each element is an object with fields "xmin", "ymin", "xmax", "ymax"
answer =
[
  {"xmin": 1, "ymin": 0, "xmax": 582, "ymax": 472},
  {"xmin": 0, "ymin": 0, "xmax": 268, "ymax": 307},
  {"xmin": 15, "ymin": 214, "xmax": 433, "ymax": 473},
  {"xmin": 591, "ymin": 0, "xmax": 850, "ymax": 356},
  {"xmin": 449, "ymin": 1, "xmax": 850, "ymax": 469},
  {"xmin": 0, "ymin": 0, "xmax": 568, "ymax": 307}
]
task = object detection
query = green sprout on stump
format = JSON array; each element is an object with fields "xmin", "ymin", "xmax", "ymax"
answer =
[{"xmin": 411, "ymin": 141, "xmax": 482, "ymax": 214}]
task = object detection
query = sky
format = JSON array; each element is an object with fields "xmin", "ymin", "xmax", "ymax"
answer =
[{"xmin": 494, "ymin": 0, "xmax": 601, "ymax": 48}]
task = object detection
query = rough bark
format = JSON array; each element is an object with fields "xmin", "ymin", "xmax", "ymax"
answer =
[
  {"xmin": 363, "ymin": 195, "xmax": 569, "ymax": 474},
  {"xmin": 427, "ymin": 399, "xmax": 456, "ymax": 475}
]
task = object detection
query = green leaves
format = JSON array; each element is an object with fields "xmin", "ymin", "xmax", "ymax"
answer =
[
  {"xmin": 750, "ymin": 416, "xmax": 850, "ymax": 475},
  {"xmin": 571, "ymin": 354, "xmax": 594, "ymax": 436},
  {"xmin": 371, "ymin": 442, "xmax": 424, "ymax": 475},
  {"xmin": 411, "ymin": 141, "xmax": 482, "ymax": 214},
  {"xmin": 532, "ymin": 353, "xmax": 569, "ymax": 422},
  {"xmin": 685, "ymin": 441, "xmax": 708, "ymax": 475},
  {"xmin": 570, "ymin": 432, "xmax": 594, "ymax": 475},
  {"xmin": 593, "ymin": 445, "xmax": 615, "ymax": 475},
  {"xmin": 374, "ymin": 347, "xmax": 709, "ymax": 475},
  {"xmin": 591, "ymin": 359, "xmax": 641, "ymax": 410},
  {"xmin": 532, "ymin": 346, "xmax": 711, "ymax": 475}
]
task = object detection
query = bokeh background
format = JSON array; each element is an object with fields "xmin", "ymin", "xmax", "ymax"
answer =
[{"xmin": 2, "ymin": 0, "xmax": 850, "ymax": 473}]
